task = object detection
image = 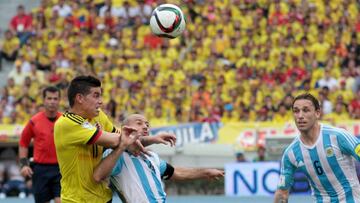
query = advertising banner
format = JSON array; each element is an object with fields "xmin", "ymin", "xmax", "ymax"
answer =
[
  {"xmin": 218, "ymin": 121, "xmax": 360, "ymax": 151},
  {"xmin": 225, "ymin": 162, "xmax": 310, "ymax": 196},
  {"xmin": 151, "ymin": 122, "xmax": 221, "ymax": 147},
  {"xmin": 225, "ymin": 162, "xmax": 280, "ymax": 196},
  {"xmin": 0, "ymin": 124, "xmax": 23, "ymax": 143}
]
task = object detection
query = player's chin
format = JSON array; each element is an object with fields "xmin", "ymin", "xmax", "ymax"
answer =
[
  {"xmin": 91, "ymin": 111, "xmax": 99, "ymax": 118},
  {"xmin": 297, "ymin": 125, "xmax": 309, "ymax": 131},
  {"xmin": 93, "ymin": 109, "xmax": 100, "ymax": 116}
]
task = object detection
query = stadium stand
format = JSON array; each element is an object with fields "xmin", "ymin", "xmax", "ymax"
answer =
[
  {"xmin": 0, "ymin": 0, "xmax": 360, "ymax": 200},
  {"xmin": 0, "ymin": 0, "xmax": 359, "ymax": 127}
]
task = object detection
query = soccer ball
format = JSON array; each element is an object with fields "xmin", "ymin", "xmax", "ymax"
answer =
[{"xmin": 150, "ymin": 4, "xmax": 186, "ymax": 39}]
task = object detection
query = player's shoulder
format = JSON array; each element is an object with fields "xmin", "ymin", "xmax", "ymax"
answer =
[
  {"xmin": 147, "ymin": 151, "xmax": 161, "ymax": 163},
  {"xmin": 56, "ymin": 112, "xmax": 85, "ymax": 128},
  {"xmin": 283, "ymin": 137, "xmax": 300, "ymax": 156},
  {"xmin": 63, "ymin": 112, "xmax": 85, "ymax": 124},
  {"xmin": 148, "ymin": 151, "xmax": 159, "ymax": 158},
  {"xmin": 31, "ymin": 111, "xmax": 63, "ymax": 122},
  {"xmin": 321, "ymin": 124, "xmax": 350, "ymax": 136},
  {"xmin": 30, "ymin": 111, "xmax": 46, "ymax": 122}
]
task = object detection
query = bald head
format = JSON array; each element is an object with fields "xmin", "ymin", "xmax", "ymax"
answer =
[
  {"xmin": 122, "ymin": 114, "xmax": 146, "ymax": 126},
  {"xmin": 122, "ymin": 114, "xmax": 150, "ymax": 136}
]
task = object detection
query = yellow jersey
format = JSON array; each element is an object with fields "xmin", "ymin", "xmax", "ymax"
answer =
[
  {"xmin": 54, "ymin": 110, "xmax": 118, "ymax": 203},
  {"xmin": 2, "ymin": 37, "xmax": 19, "ymax": 55}
]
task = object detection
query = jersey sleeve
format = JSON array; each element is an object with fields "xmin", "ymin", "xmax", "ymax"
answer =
[
  {"xmin": 19, "ymin": 120, "xmax": 35, "ymax": 147},
  {"xmin": 158, "ymin": 156, "xmax": 174, "ymax": 180},
  {"xmin": 112, "ymin": 155, "xmax": 124, "ymax": 176},
  {"xmin": 159, "ymin": 159, "xmax": 167, "ymax": 175},
  {"xmin": 278, "ymin": 152, "xmax": 296, "ymax": 190},
  {"xmin": 337, "ymin": 129, "xmax": 360, "ymax": 161},
  {"xmin": 55, "ymin": 118, "xmax": 102, "ymax": 146}
]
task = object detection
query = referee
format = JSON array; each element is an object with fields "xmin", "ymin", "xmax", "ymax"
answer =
[{"xmin": 19, "ymin": 86, "xmax": 62, "ymax": 203}]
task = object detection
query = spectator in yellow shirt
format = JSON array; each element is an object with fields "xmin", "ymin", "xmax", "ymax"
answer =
[
  {"xmin": 273, "ymin": 103, "xmax": 292, "ymax": 123},
  {"xmin": 309, "ymin": 33, "xmax": 331, "ymax": 66},
  {"xmin": 149, "ymin": 105, "xmax": 169, "ymax": 127},
  {"xmin": 323, "ymin": 102, "xmax": 350, "ymax": 124},
  {"xmin": 0, "ymin": 30, "xmax": 20, "ymax": 70}
]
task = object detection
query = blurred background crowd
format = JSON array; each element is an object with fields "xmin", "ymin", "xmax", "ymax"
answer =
[
  {"xmin": 0, "ymin": 0, "xmax": 360, "ymax": 199},
  {"xmin": 1, "ymin": 0, "xmax": 360, "ymax": 127}
]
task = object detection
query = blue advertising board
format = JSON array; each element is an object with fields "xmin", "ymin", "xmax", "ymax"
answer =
[
  {"xmin": 225, "ymin": 162, "xmax": 311, "ymax": 196},
  {"xmin": 150, "ymin": 122, "xmax": 221, "ymax": 147}
]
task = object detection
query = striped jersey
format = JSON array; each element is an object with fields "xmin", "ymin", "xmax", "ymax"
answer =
[
  {"xmin": 278, "ymin": 124, "xmax": 360, "ymax": 203},
  {"xmin": 103, "ymin": 149, "xmax": 168, "ymax": 203},
  {"xmin": 54, "ymin": 110, "xmax": 117, "ymax": 203}
]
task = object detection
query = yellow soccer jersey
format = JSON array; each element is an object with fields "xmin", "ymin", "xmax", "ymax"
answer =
[{"xmin": 54, "ymin": 110, "xmax": 118, "ymax": 203}]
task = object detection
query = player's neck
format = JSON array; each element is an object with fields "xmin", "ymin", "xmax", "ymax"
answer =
[
  {"xmin": 69, "ymin": 107, "xmax": 88, "ymax": 119},
  {"xmin": 44, "ymin": 110, "xmax": 58, "ymax": 119},
  {"xmin": 300, "ymin": 122, "xmax": 321, "ymax": 146}
]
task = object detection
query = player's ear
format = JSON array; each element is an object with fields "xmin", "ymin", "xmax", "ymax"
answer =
[
  {"xmin": 315, "ymin": 108, "xmax": 321, "ymax": 119},
  {"xmin": 75, "ymin": 93, "xmax": 84, "ymax": 104}
]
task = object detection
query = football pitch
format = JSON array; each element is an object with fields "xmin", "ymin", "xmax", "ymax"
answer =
[{"xmin": 3, "ymin": 195, "xmax": 312, "ymax": 203}]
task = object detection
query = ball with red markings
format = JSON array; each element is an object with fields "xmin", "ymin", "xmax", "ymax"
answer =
[{"xmin": 149, "ymin": 4, "xmax": 186, "ymax": 39}]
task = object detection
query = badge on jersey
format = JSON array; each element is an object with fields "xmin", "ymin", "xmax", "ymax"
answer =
[
  {"xmin": 355, "ymin": 144, "xmax": 360, "ymax": 157},
  {"xmin": 82, "ymin": 121, "xmax": 95, "ymax": 130},
  {"xmin": 325, "ymin": 147, "xmax": 334, "ymax": 157}
]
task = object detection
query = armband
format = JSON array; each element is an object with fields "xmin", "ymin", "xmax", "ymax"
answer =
[{"xmin": 162, "ymin": 163, "xmax": 175, "ymax": 180}]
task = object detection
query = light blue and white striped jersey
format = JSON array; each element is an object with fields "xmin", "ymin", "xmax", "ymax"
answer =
[
  {"xmin": 103, "ymin": 149, "xmax": 168, "ymax": 203},
  {"xmin": 278, "ymin": 124, "xmax": 360, "ymax": 203}
]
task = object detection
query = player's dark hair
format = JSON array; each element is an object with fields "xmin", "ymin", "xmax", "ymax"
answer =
[
  {"xmin": 43, "ymin": 86, "xmax": 60, "ymax": 99},
  {"xmin": 67, "ymin": 75, "xmax": 101, "ymax": 107},
  {"xmin": 17, "ymin": 4, "xmax": 24, "ymax": 10},
  {"xmin": 292, "ymin": 93, "xmax": 320, "ymax": 111}
]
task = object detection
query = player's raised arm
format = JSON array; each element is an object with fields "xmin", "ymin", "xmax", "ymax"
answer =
[
  {"xmin": 93, "ymin": 126, "xmax": 140, "ymax": 183},
  {"xmin": 93, "ymin": 131, "xmax": 121, "ymax": 148},
  {"xmin": 141, "ymin": 132, "xmax": 177, "ymax": 147},
  {"xmin": 169, "ymin": 167, "xmax": 224, "ymax": 181}
]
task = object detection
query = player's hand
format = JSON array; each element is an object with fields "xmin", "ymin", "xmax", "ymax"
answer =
[
  {"xmin": 126, "ymin": 139, "xmax": 150, "ymax": 156},
  {"xmin": 20, "ymin": 166, "xmax": 33, "ymax": 178},
  {"xmin": 150, "ymin": 132, "xmax": 177, "ymax": 147},
  {"xmin": 132, "ymin": 139, "xmax": 150, "ymax": 156},
  {"xmin": 205, "ymin": 169, "xmax": 224, "ymax": 180},
  {"xmin": 119, "ymin": 126, "xmax": 141, "ymax": 148}
]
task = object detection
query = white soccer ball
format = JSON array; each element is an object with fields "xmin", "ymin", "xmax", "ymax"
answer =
[{"xmin": 149, "ymin": 4, "xmax": 186, "ymax": 39}]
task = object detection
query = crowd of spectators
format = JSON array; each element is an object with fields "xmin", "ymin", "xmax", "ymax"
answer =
[{"xmin": 0, "ymin": 0, "xmax": 360, "ymax": 127}]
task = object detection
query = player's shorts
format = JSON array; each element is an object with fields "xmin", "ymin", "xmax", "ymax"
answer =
[{"xmin": 32, "ymin": 163, "xmax": 61, "ymax": 203}]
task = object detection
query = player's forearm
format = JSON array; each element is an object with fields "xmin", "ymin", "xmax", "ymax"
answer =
[
  {"xmin": 171, "ymin": 167, "xmax": 208, "ymax": 181},
  {"xmin": 139, "ymin": 136, "xmax": 153, "ymax": 147},
  {"xmin": 95, "ymin": 131, "xmax": 121, "ymax": 148},
  {"xmin": 19, "ymin": 146, "xmax": 31, "ymax": 169},
  {"xmin": 93, "ymin": 146, "xmax": 126, "ymax": 183},
  {"xmin": 273, "ymin": 190, "xmax": 289, "ymax": 203},
  {"xmin": 19, "ymin": 146, "xmax": 29, "ymax": 159}
]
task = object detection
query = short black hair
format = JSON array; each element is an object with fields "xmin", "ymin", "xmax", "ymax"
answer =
[
  {"xmin": 292, "ymin": 93, "xmax": 320, "ymax": 111},
  {"xmin": 43, "ymin": 86, "xmax": 60, "ymax": 99},
  {"xmin": 67, "ymin": 75, "xmax": 101, "ymax": 107}
]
